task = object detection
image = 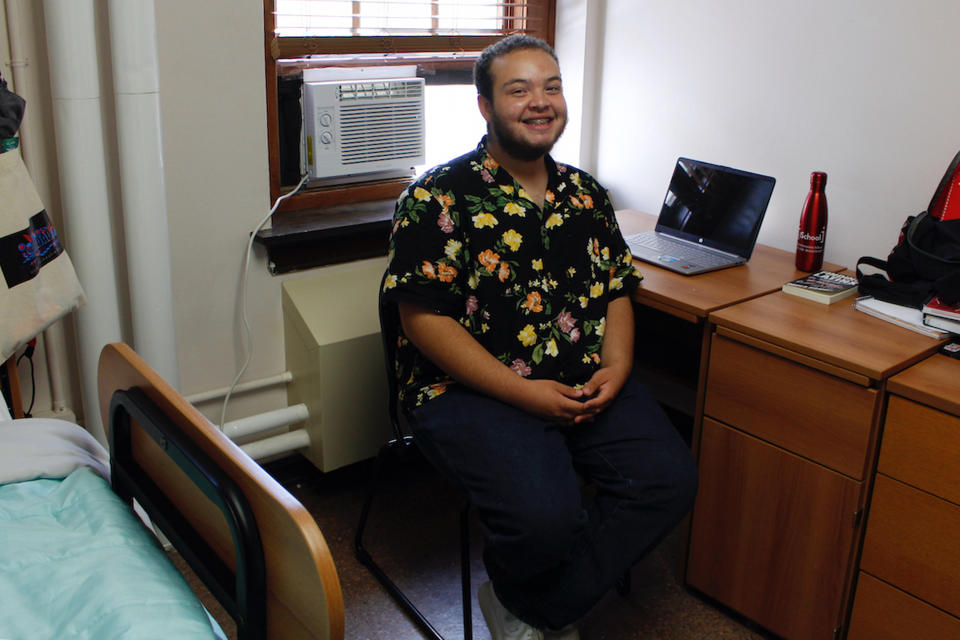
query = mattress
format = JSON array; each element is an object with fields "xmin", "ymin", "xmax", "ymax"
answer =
[{"xmin": 0, "ymin": 418, "xmax": 226, "ymax": 639}]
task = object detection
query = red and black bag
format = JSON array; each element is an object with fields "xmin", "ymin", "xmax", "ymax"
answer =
[{"xmin": 856, "ymin": 150, "xmax": 960, "ymax": 307}]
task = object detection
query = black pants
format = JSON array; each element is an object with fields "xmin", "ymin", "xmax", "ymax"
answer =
[{"xmin": 410, "ymin": 376, "xmax": 698, "ymax": 630}]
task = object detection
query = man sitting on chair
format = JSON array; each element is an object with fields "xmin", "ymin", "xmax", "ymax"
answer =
[{"xmin": 382, "ymin": 34, "xmax": 698, "ymax": 640}]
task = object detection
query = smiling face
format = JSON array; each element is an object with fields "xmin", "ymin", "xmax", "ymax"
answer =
[{"xmin": 478, "ymin": 47, "xmax": 568, "ymax": 162}]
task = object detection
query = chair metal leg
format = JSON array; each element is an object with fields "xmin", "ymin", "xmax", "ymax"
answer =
[
  {"xmin": 460, "ymin": 504, "xmax": 472, "ymax": 640},
  {"xmin": 355, "ymin": 435, "xmax": 473, "ymax": 640}
]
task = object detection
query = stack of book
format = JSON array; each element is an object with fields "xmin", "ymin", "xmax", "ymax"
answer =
[
  {"xmin": 781, "ymin": 271, "xmax": 859, "ymax": 304},
  {"xmin": 854, "ymin": 296, "xmax": 951, "ymax": 339},
  {"xmin": 922, "ymin": 296, "xmax": 960, "ymax": 334}
]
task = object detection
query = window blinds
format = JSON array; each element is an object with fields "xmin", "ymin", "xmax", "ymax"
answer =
[{"xmin": 274, "ymin": 0, "xmax": 549, "ymax": 40}]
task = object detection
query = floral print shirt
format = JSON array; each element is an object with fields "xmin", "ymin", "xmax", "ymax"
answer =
[{"xmin": 383, "ymin": 137, "xmax": 641, "ymax": 411}]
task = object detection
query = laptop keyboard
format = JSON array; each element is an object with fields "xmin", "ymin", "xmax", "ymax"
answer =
[{"xmin": 625, "ymin": 232, "xmax": 732, "ymax": 267}]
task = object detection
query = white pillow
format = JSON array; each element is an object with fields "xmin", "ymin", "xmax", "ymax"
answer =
[{"xmin": 0, "ymin": 418, "xmax": 110, "ymax": 484}]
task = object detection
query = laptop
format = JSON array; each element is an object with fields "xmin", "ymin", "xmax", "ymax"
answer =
[{"xmin": 625, "ymin": 158, "xmax": 776, "ymax": 275}]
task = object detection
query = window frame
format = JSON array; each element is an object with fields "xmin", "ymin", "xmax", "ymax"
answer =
[{"xmin": 262, "ymin": 0, "xmax": 557, "ymax": 215}]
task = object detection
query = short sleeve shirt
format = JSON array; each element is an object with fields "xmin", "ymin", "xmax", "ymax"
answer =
[{"xmin": 383, "ymin": 137, "xmax": 641, "ymax": 411}]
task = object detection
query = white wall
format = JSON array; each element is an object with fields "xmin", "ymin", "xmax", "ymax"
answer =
[
  {"xmin": 590, "ymin": 0, "xmax": 960, "ymax": 270},
  {"xmin": 552, "ymin": 0, "xmax": 588, "ymax": 167},
  {"xmin": 554, "ymin": 0, "xmax": 606, "ymax": 173}
]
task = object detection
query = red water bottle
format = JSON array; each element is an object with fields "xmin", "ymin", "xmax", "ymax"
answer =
[{"xmin": 795, "ymin": 171, "xmax": 827, "ymax": 272}]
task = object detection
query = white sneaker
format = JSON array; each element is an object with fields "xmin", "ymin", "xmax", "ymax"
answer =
[{"xmin": 478, "ymin": 581, "xmax": 544, "ymax": 640}]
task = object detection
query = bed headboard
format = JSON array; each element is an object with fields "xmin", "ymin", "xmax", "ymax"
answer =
[{"xmin": 97, "ymin": 342, "xmax": 344, "ymax": 640}]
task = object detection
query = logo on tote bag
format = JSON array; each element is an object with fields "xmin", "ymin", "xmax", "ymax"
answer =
[{"xmin": 0, "ymin": 210, "xmax": 65, "ymax": 288}]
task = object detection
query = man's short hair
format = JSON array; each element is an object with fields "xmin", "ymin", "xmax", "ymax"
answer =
[{"xmin": 473, "ymin": 34, "xmax": 559, "ymax": 102}]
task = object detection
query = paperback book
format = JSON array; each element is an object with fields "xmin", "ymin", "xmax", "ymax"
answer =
[
  {"xmin": 924, "ymin": 314, "xmax": 960, "ymax": 334},
  {"xmin": 921, "ymin": 296, "xmax": 960, "ymax": 334},
  {"xmin": 922, "ymin": 296, "xmax": 960, "ymax": 335},
  {"xmin": 781, "ymin": 271, "xmax": 858, "ymax": 304},
  {"xmin": 923, "ymin": 296, "xmax": 960, "ymax": 320}
]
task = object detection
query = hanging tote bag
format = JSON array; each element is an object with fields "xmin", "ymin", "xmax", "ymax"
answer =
[{"xmin": 0, "ymin": 149, "xmax": 85, "ymax": 361}]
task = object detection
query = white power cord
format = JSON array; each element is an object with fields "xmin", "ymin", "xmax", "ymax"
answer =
[{"xmin": 219, "ymin": 174, "xmax": 310, "ymax": 429}]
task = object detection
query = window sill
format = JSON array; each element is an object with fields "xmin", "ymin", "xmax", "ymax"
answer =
[{"xmin": 255, "ymin": 199, "xmax": 395, "ymax": 274}]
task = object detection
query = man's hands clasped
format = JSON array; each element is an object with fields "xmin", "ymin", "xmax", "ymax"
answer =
[{"xmin": 514, "ymin": 364, "xmax": 630, "ymax": 426}]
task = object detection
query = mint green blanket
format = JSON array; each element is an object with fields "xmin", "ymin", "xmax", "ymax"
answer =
[{"xmin": 0, "ymin": 467, "xmax": 224, "ymax": 639}]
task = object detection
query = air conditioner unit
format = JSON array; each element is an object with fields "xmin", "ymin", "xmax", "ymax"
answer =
[{"xmin": 301, "ymin": 77, "xmax": 425, "ymax": 180}]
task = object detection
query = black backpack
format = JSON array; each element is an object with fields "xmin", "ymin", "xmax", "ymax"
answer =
[
  {"xmin": 857, "ymin": 150, "xmax": 960, "ymax": 308},
  {"xmin": 0, "ymin": 72, "xmax": 26, "ymax": 140}
]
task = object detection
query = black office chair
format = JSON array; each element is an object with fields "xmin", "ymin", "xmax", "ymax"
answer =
[{"xmin": 354, "ymin": 272, "xmax": 473, "ymax": 640}]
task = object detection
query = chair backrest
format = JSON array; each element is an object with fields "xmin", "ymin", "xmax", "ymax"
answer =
[{"xmin": 378, "ymin": 271, "xmax": 407, "ymax": 441}]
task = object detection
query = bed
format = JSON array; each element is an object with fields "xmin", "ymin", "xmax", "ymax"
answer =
[{"xmin": 0, "ymin": 342, "xmax": 344, "ymax": 639}]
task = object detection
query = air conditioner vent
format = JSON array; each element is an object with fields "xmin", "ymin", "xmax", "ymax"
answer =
[
  {"xmin": 339, "ymin": 102, "xmax": 425, "ymax": 165},
  {"xmin": 337, "ymin": 80, "xmax": 424, "ymax": 101}
]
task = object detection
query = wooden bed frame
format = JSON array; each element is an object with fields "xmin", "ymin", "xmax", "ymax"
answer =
[{"xmin": 97, "ymin": 342, "xmax": 344, "ymax": 640}]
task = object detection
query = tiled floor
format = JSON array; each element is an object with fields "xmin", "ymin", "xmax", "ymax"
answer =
[{"xmin": 240, "ymin": 451, "xmax": 775, "ymax": 640}]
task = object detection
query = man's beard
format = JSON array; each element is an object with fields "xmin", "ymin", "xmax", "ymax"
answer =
[{"xmin": 487, "ymin": 110, "xmax": 566, "ymax": 162}]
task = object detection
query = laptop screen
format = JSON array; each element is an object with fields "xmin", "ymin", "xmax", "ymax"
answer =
[{"xmin": 655, "ymin": 158, "xmax": 776, "ymax": 259}]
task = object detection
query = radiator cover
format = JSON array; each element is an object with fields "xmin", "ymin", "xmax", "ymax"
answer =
[{"xmin": 281, "ymin": 259, "xmax": 391, "ymax": 471}]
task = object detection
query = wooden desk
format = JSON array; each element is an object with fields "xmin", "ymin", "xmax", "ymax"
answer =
[
  {"xmin": 848, "ymin": 354, "xmax": 960, "ymax": 639},
  {"xmin": 616, "ymin": 209, "xmax": 844, "ymax": 447},
  {"xmin": 706, "ymin": 291, "xmax": 941, "ymax": 383},
  {"xmin": 885, "ymin": 353, "xmax": 960, "ymax": 416},
  {"xmin": 618, "ymin": 208, "xmax": 952, "ymax": 637},
  {"xmin": 617, "ymin": 209, "xmax": 841, "ymax": 322},
  {"xmin": 689, "ymin": 292, "xmax": 945, "ymax": 639}
]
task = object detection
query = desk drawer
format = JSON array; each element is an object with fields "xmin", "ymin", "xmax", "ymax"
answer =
[
  {"xmin": 879, "ymin": 395, "xmax": 960, "ymax": 504},
  {"xmin": 687, "ymin": 418, "xmax": 860, "ymax": 640},
  {"xmin": 860, "ymin": 474, "xmax": 960, "ymax": 618},
  {"xmin": 848, "ymin": 571, "xmax": 960, "ymax": 639},
  {"xmin": 704, "ymin": 334, "xmax": 877, "ymax": 479}
]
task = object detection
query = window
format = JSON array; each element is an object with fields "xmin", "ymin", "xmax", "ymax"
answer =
[{"xmin": 263, "ymin": 0, "xmax": 556, "ymax": 216}]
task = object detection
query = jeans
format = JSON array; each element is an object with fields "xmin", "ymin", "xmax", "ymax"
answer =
[{"xmin": 409, "ymin": 376, "xmax": 698, "ymax": 630}]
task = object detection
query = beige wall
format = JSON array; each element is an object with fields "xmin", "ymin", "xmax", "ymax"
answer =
[
  {"xmin": 2, "ymin": 1, "xmax": 302, "ymax": 425},
  {"xmin": 154, "ymin": 0, "xmax": 283, "ymax": 422}
]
